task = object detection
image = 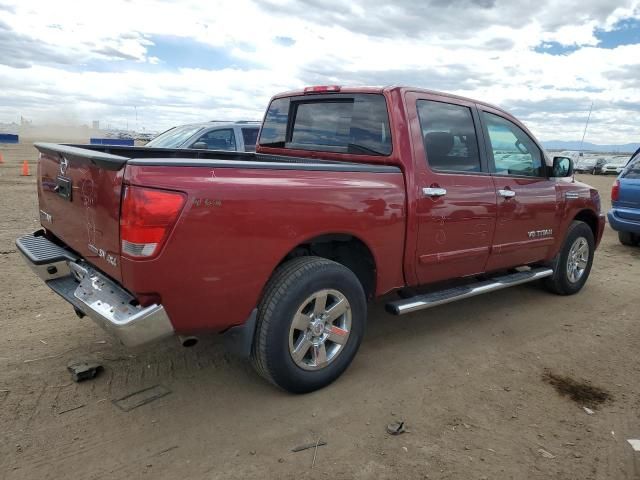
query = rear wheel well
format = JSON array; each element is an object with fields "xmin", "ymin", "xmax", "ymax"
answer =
[
  {"xmin": 280, "ymin": 234, "xmax": 376, "ymax": 299},
  {"xmin": 573, "ymin": 209, "xmax": 598, "ymax": 240}
]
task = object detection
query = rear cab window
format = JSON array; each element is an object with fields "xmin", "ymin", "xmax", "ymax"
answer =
[{"xmin": 259, "ymin": 94, "xmax": 392, "ymax": 156}]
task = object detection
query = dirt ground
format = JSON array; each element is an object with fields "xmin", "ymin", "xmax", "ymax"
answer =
[{"xmin": 1, "ymin": 163, "xmax": 639, "ymax": 479}]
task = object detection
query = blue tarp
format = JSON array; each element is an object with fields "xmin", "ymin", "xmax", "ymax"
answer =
[
  {"xmin": 90, "ymin": 138, "xmax": 134, "ymax": 146},
  {"xmin": 0, "ymin": 133, "xmax": 19, "ymax": 144}
]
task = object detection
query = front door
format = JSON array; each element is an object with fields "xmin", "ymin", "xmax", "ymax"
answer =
[
  {"xmin": 478, "ymin": 108, "xmax": 559, "ymax": 271},
  {"xmin": 408, "ymin": 93, "xmax": 498, "ymax": 285}
]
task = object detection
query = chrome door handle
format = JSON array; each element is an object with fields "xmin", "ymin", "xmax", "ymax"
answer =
[
  {"xmin": 423, "ymin": 187, "xmax": 447, "ymax": 197},
  {"xmin": 498, "ymin": 189, "xmax": 516, "ymax": 198}
]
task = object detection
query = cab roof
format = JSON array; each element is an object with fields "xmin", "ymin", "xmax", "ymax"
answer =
[{"xmin": 272, "ymin": 85, "xmax": 514, "ymax": 120}]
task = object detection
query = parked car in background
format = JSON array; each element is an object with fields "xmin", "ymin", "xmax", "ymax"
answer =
[
  {"xmin": 574, "ymin": 157, "xmax": 597, "ymax": 173},
  {"xmin": 608, "ymin": 149, "xmax": 640, "ymax": 246},
  {"xmin": 602, "ymin": 157, "xmax": 628, "ymax": 175},
  {"xmin": 145, "ymin": 121, "xmax": 260, "ymax": 152},
  {"xmin": 591, "ymin": 157, "xmax": 609, "ymax": 175}
]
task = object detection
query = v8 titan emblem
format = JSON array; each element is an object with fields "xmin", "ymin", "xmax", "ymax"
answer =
[
  {"xmin": 528, "ymin": 229, "xmax": 553, "ymax": 239},
  {"xmin": 59, "ymin": 157, "xmax": 69, "ymax": 176}
]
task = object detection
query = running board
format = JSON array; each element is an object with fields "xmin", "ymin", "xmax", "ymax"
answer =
[{"xmin": 385, "ymin": 267, "xmax": 554, "ymax": 315}]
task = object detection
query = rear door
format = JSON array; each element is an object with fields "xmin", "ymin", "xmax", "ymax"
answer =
[
  {"xmin": 616, "ymin": 152, "xmax": 640, "ymax": 219},
  {"xmin": 407, "ymin": 92, "xmax": 498, "ymax": 284},
  {"xmin": 36, "ymin": 144, "xmax": 126, "ymax": 280},
  {"xmin": 477, "ymin": 108, "xmax": 559, "ymax": 271}
]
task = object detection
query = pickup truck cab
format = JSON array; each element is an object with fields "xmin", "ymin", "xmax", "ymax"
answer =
[{"xmin": 17, "ymin": 86, "xmax": 605, "ymax": 393}]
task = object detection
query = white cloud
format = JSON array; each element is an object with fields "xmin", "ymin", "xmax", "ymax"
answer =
[{"xmin": 0, "ymin": 0, "xmax": 638, "ymax": 144}]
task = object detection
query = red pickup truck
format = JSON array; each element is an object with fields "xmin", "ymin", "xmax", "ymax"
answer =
[{"xmin": 17, "ymin": 86, "xmax": 605, "ymax": 393}]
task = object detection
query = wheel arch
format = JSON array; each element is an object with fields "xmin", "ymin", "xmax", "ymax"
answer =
[
  {"xmin": 573, "ymin": 209, "xmax": 599, "ymax": 241},
  {"xmin": 276, "ymin": 233, "xmax": 378, "ymax": 300}
]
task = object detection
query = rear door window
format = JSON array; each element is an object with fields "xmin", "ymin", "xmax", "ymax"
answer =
[
  {"xmin": 192, "ymin": 128, "xmax": 236, "ymax": 151},
  {"xmin": 417, "ymin": 100, "xmax": 481, "ymax": 172},
  {"xmin": 259, "ymin": 94, "xmax": 391, "ymax": 156}
]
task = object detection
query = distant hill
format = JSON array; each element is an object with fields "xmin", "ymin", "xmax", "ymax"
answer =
[{"xmin": 542, "ymin": 140, "xmax": 640, "ymax": 153}]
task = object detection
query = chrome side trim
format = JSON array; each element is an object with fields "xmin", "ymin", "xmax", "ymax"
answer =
[{"xmin": 386, "ymin": 267, "xmax": 554, "ymax": 315}]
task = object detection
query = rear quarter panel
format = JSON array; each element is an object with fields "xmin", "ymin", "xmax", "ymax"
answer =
[{"xmin": 122, "ymin": 165, "xmax": 406, "ymax": 333}]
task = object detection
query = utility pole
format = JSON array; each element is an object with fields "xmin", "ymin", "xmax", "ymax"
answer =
[{"xmin": 579, "ymin": 101, "xmax": 593, "ymax": 153}]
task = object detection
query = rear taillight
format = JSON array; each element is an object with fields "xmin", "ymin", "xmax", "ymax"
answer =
[
  {"xmin": 611, "ymin": 180, "xmax": 620, "ymax": 202},
  {"xmin": 120, "ymin": 186, "xmax": 185, "ymax": 259}
]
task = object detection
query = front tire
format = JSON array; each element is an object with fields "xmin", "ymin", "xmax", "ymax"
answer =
[
  {"xmin": 544, "ymin": 221, "xmax": 595, "ymax": 295},
  {"xmin": 251, "ymin": 256, "xmax": 366, "ymax": 393}
]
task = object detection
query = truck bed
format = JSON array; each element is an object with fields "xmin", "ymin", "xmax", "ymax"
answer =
[{"xmin": 32, "ymin": 142, "xmax": 407, "ymax": 334}]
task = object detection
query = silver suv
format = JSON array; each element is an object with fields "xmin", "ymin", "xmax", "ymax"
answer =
[{"xmin": 145, "ymin": 121, "xmax": 260, "ymax": 152}]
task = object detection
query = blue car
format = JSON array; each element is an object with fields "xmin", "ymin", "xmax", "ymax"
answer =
[{"xmin": 608, "ymin": 148, "xmax": 640, "ymax": 246}]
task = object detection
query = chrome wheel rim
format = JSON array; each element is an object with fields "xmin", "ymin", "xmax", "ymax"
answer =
[
  {"xmin": 288, "ymin": 289, "xmax": 351, "ymax": 371},
  {"xmin": 567, "ymin": 236, "xmax": 589, "ymax": 283}
]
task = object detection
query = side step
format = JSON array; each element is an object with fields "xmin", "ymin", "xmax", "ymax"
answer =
[{"xmin": 385, "ymin": 267, "xmax": 553, "ymax": 315}]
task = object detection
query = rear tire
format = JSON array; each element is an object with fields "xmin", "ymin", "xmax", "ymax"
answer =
[
  {"xmin": 251, "ymin": 256, "xmax": 366, "ymax": 393},
  {"xmin": 618, "ymin": 231, "xmax": 637, "ymax": 246},
  {"xmin": 544, "ymin": 221, "xmax": 595, "ymax": 295}
]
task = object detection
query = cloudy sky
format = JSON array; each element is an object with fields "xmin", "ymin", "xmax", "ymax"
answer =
[{"xmin": 0, "ymin": 0, "xmax": 639, "ymax": 143}]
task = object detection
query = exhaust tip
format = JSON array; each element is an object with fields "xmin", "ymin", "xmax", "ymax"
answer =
[{"xmin": 178, "ymin": 336, "xmax": 198, "ymax": 348}]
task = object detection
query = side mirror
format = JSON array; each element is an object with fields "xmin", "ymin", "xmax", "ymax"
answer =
[
  {"xmin": 551, "ymin": 156, "xmax": 573, "ymax": 177},
  {"xmin": 191, "ymin": 141, "xmax": 208, "ymax": 150}
]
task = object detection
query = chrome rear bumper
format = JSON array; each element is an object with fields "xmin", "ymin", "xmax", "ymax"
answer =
[{"xmin": 16, "ymin": 233, "xmax": 174, "ymax": 347}]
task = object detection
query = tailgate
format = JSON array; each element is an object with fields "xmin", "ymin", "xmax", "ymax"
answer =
[
  {"xmin": 35, "ymin": 143, "xmax": 129, "ymax": 281},
  {"xmin": 618, "ymin": 177, "xmax": 640, "ymax": 208}
]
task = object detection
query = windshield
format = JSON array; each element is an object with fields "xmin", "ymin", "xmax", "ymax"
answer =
[
  {"xmin": 259, "ymin": 94, "xmax": 392, "ymax": 156},
  {"xmin": 145, "ymin": 125, "xmax": 204, "ymax": 148}
]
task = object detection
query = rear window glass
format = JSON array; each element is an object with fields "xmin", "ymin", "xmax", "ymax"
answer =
[
  {"xmin": 259, "ymin": 94, "xmax": 391, "ymax": 156},
  {"xmin": 622, "ymin": 153, "xmax": 640, "ymax": 179}
]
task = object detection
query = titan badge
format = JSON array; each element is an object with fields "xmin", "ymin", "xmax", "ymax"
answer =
[{"xmin": 528, "ymin": 229, "xmax": 553, "ymax": 239}]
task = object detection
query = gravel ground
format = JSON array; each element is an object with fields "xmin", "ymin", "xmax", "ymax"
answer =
[{"xmin": 1, "ymin": 168, "xmax": 638, "ymax": 480}]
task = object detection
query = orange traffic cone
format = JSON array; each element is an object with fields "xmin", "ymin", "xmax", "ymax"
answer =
[
  {"xmin": 21, "ymin": 160, "xmax": 30, "ymax": 176},
  {"xmin": 0, "ymin": 152, "xmax": 4, "ymax": 164}
]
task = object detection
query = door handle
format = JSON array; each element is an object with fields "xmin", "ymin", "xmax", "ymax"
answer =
[
  {"xmin": 423, "ymin": 187, "xmax": 447, "ymax": 197},
  {"xmin": 498, "ymin": 189, "xmax": 516, "ymax": 198}
]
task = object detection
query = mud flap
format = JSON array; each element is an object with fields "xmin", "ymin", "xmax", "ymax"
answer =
[{"xmin": 222, "ymin": 308, "xmax": 258, "ymax": 358}]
